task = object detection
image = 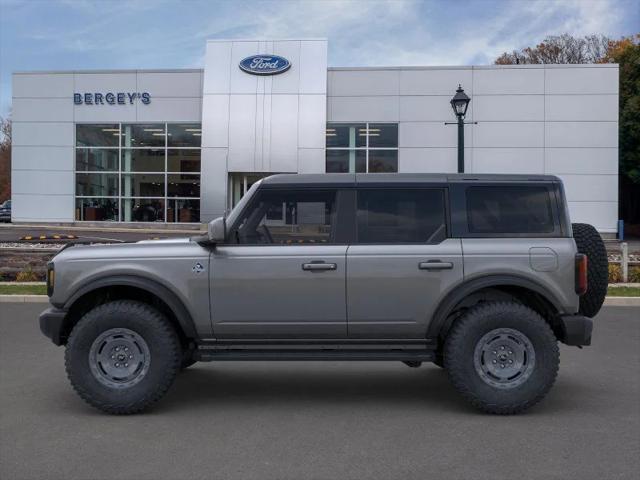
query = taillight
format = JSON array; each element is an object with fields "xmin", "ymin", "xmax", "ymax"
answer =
[
  {"xmin": 46, "ymin": 262, "xmax": 55, "ymax": 297},
  {"xmin": 575, "ymin": 254, "xmax": 587, "ymax": 295}
]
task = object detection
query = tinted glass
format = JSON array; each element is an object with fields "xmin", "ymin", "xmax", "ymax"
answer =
[
  {"xmin": 326, "ymin": 150, "xmax": 366, "ymax": 173},
  {"xmin": 167, "ymin": 150, "xmax": 200, "ymax": 173},
  {"xmin": 75, "ymin": 198, "xmax": 119, "ymax": 221},
  {"xmin": 76, "ymin": 173, "xmax": 118, "ymax": 197},
  {"xmin": 167, "ymin": 199, "xmax": 200, "ymax": 223},
  {"xmin": 121, "ymin": 124, "xmax": 165, "ymax": 147},
  {"xmin": 168, "ymin": 124, "xmax": 202, "ymax": 147},
  {"xmin": 326, "ymin": 123, "xmax": 366, "ymax": 148},
  {"xmin": 466, "ymin": 186, "xmax": 554, "ymax": 234},
  {"xmin": 75, "ymin": 148, "xmax": 118, "ymax": 171},
  {"xmin": 167, "ymin": 174, "xmax": 200, "ymax": 197},
  {"xmin": 233, "ymin": 190, "xmax": 337, "ymax": 245},
  {"xmin": 121, "ymin": 149, "xmax": 165, "ymax": 172},
  {"xmin": 357, "ymin": 189, "xmax": 446, "ymax": 244},
  {"xmin": 121, "ymin": 174, "xmax": 165, "ymax": 197},
  {"xmin": 368, "ymin": 150, "xmax": 398, "ymax": 172},
  {"xmin": 121, "ymin": 199, "xmax": 165, "ymax": 222},
  {"xmin": 76, "ymin": 124, "xmax": 120, "ymax": 147},
  {"xmin": 367, "ymin": 123, "xmax": 398, "ymax": 148}
]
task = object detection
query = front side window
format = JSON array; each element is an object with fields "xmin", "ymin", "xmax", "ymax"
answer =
[
  {"xmin": 466, "ymin": 186, "xmax": 554, "ymax": 234},
  {"xmin": 231, "ymin": 190, "xmax": 337, "ymax": 245},
  {"xmin": 326, "ymin": 123, "xmax": 398, "ymax": 173},
  {"xmin": 357, "ymin": 188, "xmax": 447, "ymax": 244}
]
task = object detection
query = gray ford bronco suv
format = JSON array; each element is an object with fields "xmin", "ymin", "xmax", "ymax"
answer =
[{"xmin": 39, "ymin": 173, "xmax": 608, "ymax": 415}]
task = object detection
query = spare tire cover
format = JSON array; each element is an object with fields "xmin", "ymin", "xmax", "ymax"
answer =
[{"xmin": 572, "ymin": 223, "xmax": 608, "ymax": 318}]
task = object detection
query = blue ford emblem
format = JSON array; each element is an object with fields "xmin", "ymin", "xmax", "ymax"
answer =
[{"xmin": 239, "ymin": 55, "xmax": 291, "ymax": 75}]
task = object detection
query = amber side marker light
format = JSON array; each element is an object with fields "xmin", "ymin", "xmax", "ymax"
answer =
[
  {"xmin": 46, "ymin": 263, "xmax": 55, "ymax": 297},
  {"xmin": 575, "ymin": 254, "xmax": 588, "ymax": 295}
]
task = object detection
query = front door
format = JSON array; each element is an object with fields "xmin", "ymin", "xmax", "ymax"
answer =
[
  {"xmin": 211, "ymin": 188, "xmax": 348, "ymax": 338},
  {"xmin": 347, "ymin": 187, "xmax": 463, "ymax": 338}
]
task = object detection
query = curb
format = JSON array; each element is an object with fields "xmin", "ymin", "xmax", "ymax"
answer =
[
  {"xmin": 0, "ymin": 224, "xmax": 204, "ymax": 234},
  {"xmin": 2, "ymin": 295, "xmax": 640, "ymax": 306}
]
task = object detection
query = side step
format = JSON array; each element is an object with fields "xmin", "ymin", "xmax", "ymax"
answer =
[{"xmin": 195, "ymin": 349, "xmax": 435, "ymax": 362}]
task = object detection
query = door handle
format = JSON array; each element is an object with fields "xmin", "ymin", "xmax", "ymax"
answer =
[
  {"xmin": 302, "ymin": 262, "xmax": 337, "ymax": 272},
  {"xmin": 419, "ymin": 261, "xmax": 454, "ymax": 271}
]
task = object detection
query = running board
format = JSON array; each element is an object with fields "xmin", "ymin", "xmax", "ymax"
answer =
[{"xmin": 195, "ymin": 349, "xmax": 436, "ymax": 362}]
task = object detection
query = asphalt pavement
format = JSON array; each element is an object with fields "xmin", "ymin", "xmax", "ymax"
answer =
[{"xmin": 1, "ymin": 303, "xmax": 638, "ymax": 480}]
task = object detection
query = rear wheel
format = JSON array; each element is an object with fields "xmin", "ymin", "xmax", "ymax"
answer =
[
  {"xmin": 572, "ymin": 222, "xmax": 608, "ymax": 318},
  {"xmin": 444, "ymin": 301, "xmax": 559, "ymax": 414},
  {"xmin": 65, "ymin": 300, "xmax": 181, "ymax": 414}
]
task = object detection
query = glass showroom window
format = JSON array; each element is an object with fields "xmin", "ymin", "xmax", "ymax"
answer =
[
  {"xmin": 325, "ymin": 123, "xmax": 398, "ymax": 173},
  {"xmin": 75, "ymin": 123, "xmax": 201, "ymax": 222}
]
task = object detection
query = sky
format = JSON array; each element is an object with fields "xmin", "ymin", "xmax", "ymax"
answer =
[{"xmin": 0, "ymin": 0, "xmax": 638, "ymax": 116}]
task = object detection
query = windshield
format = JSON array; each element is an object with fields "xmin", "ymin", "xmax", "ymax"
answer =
[
  {"xmin": 0, "ymin": 200, "xmax": 9, "ymax": 208},
  {"xmin": 225, "ymin": 179, "xmax": 263, "ymax": 227}
]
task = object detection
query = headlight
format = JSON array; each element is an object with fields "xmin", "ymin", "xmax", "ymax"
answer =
[{"xmin": 46, "ymin": 262, "xmax": 55, "ymax": 297}]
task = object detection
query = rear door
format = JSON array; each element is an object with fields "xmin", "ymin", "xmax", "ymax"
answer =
[{"xmin": 346, "ymin": 187, "xmax": 463, "ymax": 338}]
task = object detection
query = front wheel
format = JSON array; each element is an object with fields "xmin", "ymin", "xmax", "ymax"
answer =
[
  {"xmin": 444, "ymin": 301, "xmax": 559, "ymax": 414},
  {"xmin": 65, "ymin": 300, "xmax": 182, "ymax": 414}
]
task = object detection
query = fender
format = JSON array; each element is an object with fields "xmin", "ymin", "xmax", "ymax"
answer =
[
  {"xmin": 426, "ymin": 274, "xmax": 564, "ymax": 339},
  {"xmin": 62, "ymin": 274, "xmax": 198, "ymax": 339}
]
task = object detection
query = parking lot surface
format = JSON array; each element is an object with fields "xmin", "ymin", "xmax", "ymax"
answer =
[{"xmin": 1, "ymin": 303, "xmax": 639, "ymax": 480}]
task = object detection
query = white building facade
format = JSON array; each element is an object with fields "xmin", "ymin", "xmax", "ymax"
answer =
[{"xmin": 11, "ymin": 39, "xmax": 619, "ymax": 233}]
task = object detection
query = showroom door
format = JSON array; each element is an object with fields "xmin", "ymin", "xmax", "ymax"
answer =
[{"xmin": 210, "ymin": 188, "xmax": 348, "ymax": 338}]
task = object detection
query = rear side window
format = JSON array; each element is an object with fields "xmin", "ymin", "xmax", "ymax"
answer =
[
  {"xmin": 357, "ymin": 188, "xmax": 447, "ymax": 244},
  {"xmin": 466, "ymin": 186, "xmax": 554, "ymax": 234}
]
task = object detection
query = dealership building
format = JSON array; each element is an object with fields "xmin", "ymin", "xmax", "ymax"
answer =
[{"xmin": 11, "ymin": 39, "xmax": 619, "ymax": 233}]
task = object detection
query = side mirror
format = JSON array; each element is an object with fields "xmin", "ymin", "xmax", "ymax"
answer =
[{"xmin": 208, "ymin": 216, "xmax": 226, "ymax": 244}]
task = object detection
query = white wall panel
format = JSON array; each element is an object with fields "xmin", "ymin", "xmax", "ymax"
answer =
[
  {"xmin": 474, "ymin": 122, "xmax": 544, "ymax": 148},
  {"xmin": 298, "ymin": 94, "xmax": 326, "ymax": 149},
  {"xmin": 201, "ymin": 95, "xmax": 229, "ymax": 148},
  {"xmin": 329, "ymin": 70, "xmax": 399, "ymax": 96},
  {"xmin": 12, "ymin": 122, "xmax": 74, "ymax": 147},
  {"xmin": 399, "ymin": 148, "xmax": 459, "ymax": 173},
  {"xmin": 74, "ymin": 73, "xmax": 136, "ymax": 92},
  {"xmin": 329, "ymin": 96, "xmax": 398, "ymax": 122},
  {"xmin": 299, "ymin": 41, "xmax": 328, "ymax": 94},
  {"xmin": 399, "ymin": 69, "xmax": 472, "ymax": 95},
  {"xmin": 12, "ymin": 170, "xmax": 73, "ymax": 195},
  {"xmin": 399, "ymin": 95, "xmax": 467, "ymax": 122},
  {"xmin": 474, "ymin": 95, "xmax": 543, "ymax": 121},
  {"xmin": 227, "ymin": 95, "xmax": 257, "ymax": 171},
  {"xmin": 545, "ymin": 122, "xmax": 618, "ymax": 148},
  {"xmin": 136, "ymin": 97, "xmax": 201, "ymax": 122},
  {"xmin": 473, "ymin": 67, "xmax": 544, "ymax": 95},
  {"xmin": 11, "ymin": 194, "xmax": 74, "ymax": 222},
  {"xmin": 12, "ymin": 146, "xmax": 73, "ymax": 171},
  {"xmin": 137, "ymin": 72, "xmax": 202, "ymax": 97},
  {"xmin": 556, "ymin": 174, "xmax": 617, "ymax": 202},
  {"xmin": 473, "ymin": 148, "xmax": 544, "ymax": 174},
  {"xmin": 203, "ymin": 42, "xmax": 232, "ymax": 94},
  {"xmin": 269, "ymin": 95, "xmax": 299, "ymax": 172},
  {"xmin": 567, "ymin": 201, "xmax": 617, "ymax": 232},
  {"xmin": 545, "ymin": 66, "xmax": 618, "ymax": 95},
  {"xmin": 271, "ymin": 41, "xmax": 301, "ymax": 94},
  {"xmin": 298, "ymin": 148, "xmax": 325, "ymax": 173},
  {"xmin": 199, "ymin": 148, "xmax": 228, "ymax": 221},
  {"xmin": 13, "ymin": 73, "xmax": 74, "ymax": 98},
  {"xmin": 228, "ymin": 41, "xmax": 260, "ymax": 94},
  {"xmin": 400, "ymin": 122, "xmax": 472, "ymax": 148},
  {"xmin": 74, "ymin": 103, "xmax": 136, "ymax": 122},
  {"xmin": 545, "ymin": 148, "xmax": 618, "ymax": 175},
  {"xmin": 545, "ymin": 94, "xmax": 618, "ymax": 121},
  {"xmin": 12, "ymin": 98, "xmax": 73, "ymax": 122}
]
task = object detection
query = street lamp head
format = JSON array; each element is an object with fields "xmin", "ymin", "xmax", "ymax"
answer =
[{"xmin": 450, "ymin": 84, "xmax": 470, "ymax": 118}]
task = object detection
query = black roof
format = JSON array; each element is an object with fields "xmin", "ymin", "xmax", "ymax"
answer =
[{"xmin": 261, "ymin": 173, "xmax": 560, "ymax": 187}]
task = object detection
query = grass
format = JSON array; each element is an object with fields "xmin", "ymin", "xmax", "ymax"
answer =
[
  {"xmin": 0, "ymin": 284, "xmax": 47, "ymax": 295},
  {"xmin": 606, "ymin": 286, "xmax": 640, "ymax": 297},
  {"xmin": 0, "ymin": 284, "xmax": 638, "ymax": 297}
]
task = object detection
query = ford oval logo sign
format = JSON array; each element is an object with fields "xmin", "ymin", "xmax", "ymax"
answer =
[{"xmin": 239, "ymin": 55, "xmax": 291, "ymax": 75}]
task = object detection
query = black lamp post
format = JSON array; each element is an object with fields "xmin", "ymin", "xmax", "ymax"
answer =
[{"xmin": 447, "ymin": 84, "xmax": 472, "ymax": 173}]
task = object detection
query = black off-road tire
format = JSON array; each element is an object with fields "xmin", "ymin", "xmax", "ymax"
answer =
[
  {"xmin": 444, "ymin": 302, "xmax": 559, "ymax": 414},
  {"xmin": 65, "ymin": 300, "xmax": 181, "ymax": 415},
  {"xmin": 572, "ymin": 222, "xmax": 608, "ymax": 318}
]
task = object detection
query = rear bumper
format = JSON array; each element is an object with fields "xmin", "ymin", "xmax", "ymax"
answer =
[
  {"xmin": 39, "ymin": 307, "xmax": 68, "ymax": 346},
  {"xmin": 558, "ymin": 314, "xmax": 593, "ymax": 346}
]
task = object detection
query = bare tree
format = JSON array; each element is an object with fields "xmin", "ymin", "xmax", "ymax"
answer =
[
  {"xmin": 0, "ymin": 116, "xmax": 11, "ymax": 202},
  {"xmin": 495, "ymin": 34, "xmax": 610, "ymax": 64}
]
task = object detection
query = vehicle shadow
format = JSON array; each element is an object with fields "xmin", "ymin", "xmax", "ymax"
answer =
[{"xmin": 160, "ymin": 363, "xmax": 474, "ymax": 414}]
